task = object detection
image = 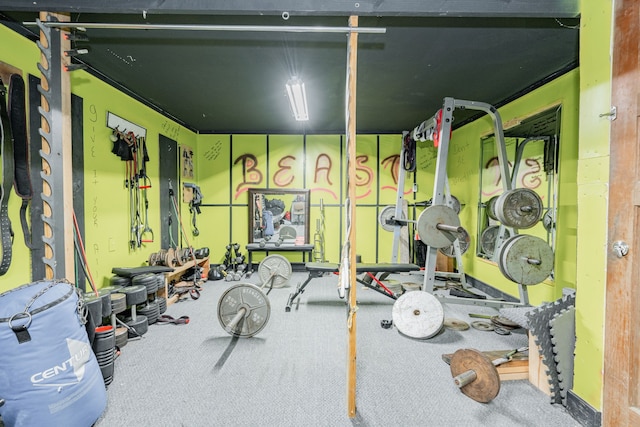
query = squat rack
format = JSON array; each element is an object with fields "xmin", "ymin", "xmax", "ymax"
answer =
[{"xmin": 390, "ymin": 97, "xmax": 532, "ymax": 309}]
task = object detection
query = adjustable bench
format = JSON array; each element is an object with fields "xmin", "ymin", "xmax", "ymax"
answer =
[{"xmin": 286, "ymin": 262, "xmax": 421, "ymax": 312}]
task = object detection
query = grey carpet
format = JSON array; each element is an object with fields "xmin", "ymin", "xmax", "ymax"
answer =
[{"xmin": 95, "ymin": 272, "xmax": 579, "ymax": 427}]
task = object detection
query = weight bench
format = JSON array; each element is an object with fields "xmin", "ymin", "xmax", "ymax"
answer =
[{"xmin": 286, "ymin": 262, "xmax": 420, "ymax": 312}]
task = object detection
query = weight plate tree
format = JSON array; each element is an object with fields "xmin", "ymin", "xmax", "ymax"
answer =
[
  {"xmin": 217, "ymin": 283, "xmax": 270, "ymax": 338},
  {"xmin": 498, "ymin": 234, "xmax": 554, "ymax": 285},
  {"xmin": 391, "ymin": 291, "xmax": 444, "ymax": 339},
  {"xmin": 494, "ymin": 188, "xmax": 543, "ymax": 229},
  {"xmin": 258, "ymin": 254, "xmax": 292, "ymax": 288}
]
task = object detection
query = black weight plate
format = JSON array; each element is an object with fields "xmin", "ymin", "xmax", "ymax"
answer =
[
  {"xmin": 100, "ymin": 285, "xmax": 124, "ymax": 294},
  {"xmin": 110, "ymin": 275, "xmax": 131, "ymax": 287},
  {"xmin": 83, "ymin": 294, "xmax": 103, "ymax": 325},
  {"xmin": 138, "ymin": 301, "xmax": 160, "ymax": 325},
  {"xmin": 132, "ymin": 273, "xmax": 157, "ymax": 286},
  {"xmin": 121, "ymin": 284, "xmax": 148, "ymax": 306},
  {"xmin": 98, "ymin": 289, "xmax": 112, "ymax": 317},
  {"xmin": 115, "ymin": 326, "xmax": 129, "ymax": 348},
  {"xmin": 145, "ymin": 280, "xmax": 159, "ymax": 295},
  {"xmin": 157, "ymin": 297, "xmax": 167, "ymax": 314},
  {"xmin": 110, "ymin": 292, "xmax": 128, "ymax": 314},
  {"xmin": 126, "ymin": 315, "xmax": 149, "ymax": 338}
]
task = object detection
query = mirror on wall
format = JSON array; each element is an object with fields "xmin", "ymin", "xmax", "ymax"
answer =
[
  {"xmin": 248, "ymin": 188, "xmax": 310, "ymax": 245},
  {"xmin": 477, "ymin": 106, "xmax": 561, "ymax": 265}
]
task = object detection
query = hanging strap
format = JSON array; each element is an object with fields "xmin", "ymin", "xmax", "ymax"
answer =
[
  {"xmin": 9, "ymin": 74, "xmax": 32, "ymax": 249},
  {"xmin": 0, "ymin": 77, "xmax": 14, "ymax": 276}
]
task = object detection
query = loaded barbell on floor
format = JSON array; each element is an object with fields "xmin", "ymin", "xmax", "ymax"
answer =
[
  {"xmin": 258, "ymin": 254, "xmax": 292, "ymax": 292},
  {"xmin": 449, "ymin": 347, "xmax": 528, "ymax": 403},
  {"xmin": 217, "ymin": 283, "xmax": 270, "ymax": 338}
]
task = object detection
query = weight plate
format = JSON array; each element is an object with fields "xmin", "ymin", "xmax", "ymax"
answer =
[
  {"xmin": 125, "ymin": 315, "xmax": 149, "ymax": 338},
  {"xmin": 499, "ymin": 234, "xmax": 554, "ymax": 285},
  {"xmin": 83, "ymin": 295, "xmax": 103, "ymax": 325},
  {"xmin": 490, "ymin": 316, "xmax": 520, "ymax": 330},
  {"xmin": 444, "ymin": 317, "xmax": 470, "ymax": 331},
  {"xmin": 258, "ymin": 254, "xmax": 292, "ymax": 288},
  {"xmin": 165, "ymin": 247, "xmax": 177, "ymax": 268},
  {"xmin": 438, "ymin": 227, "xmax": 471, "ymax": 258},
  {"xmin": 450, "ymin": 348, "xmax": 501, "ymax": 403},
  {"xmin": 132, "ymin": 273, "xmax": 156, "ymax": 286},
  {"xmin": 97, "ymin": 290, "xmax": 113, "ymax": 318},
  {"xmin": 470, "ymin": 320, "xmax": 495, "ymax": 331},
  {"xmin": 174, "ymin": 248, "xmax": 188, "ymax": 266},
  {"xmin": 100, "ymin": 285, "xmax": 124, "ymax": 294},
  {"xmin": 448, "ymin": 195, "xmax": 461, "ymax": 215},
  {"xmin": 401, "ymin": 282, "xmax": 421, "ymax": 292},
  {"xmin": 110, "ymin": 293, "xmax": 127, "ymax": 314},
  {"xmin": 115, "ymin": 326, "xmax": 128, "ymax": 348},
  {"xmin": 110, "ymin": 275, "xmax": 131, "ymax": 287},
  {"xmin": 384, "ymin": 279, "xmax": 403, "ymax": 294},
  {"xmin": 217, "ymin": 283, "xmax": 271, "ymax": 338},
  {"xmin": 542, "ymin": 209, "xmax": 555, "ymax": 232},
  {"xmin": 417, "ymin": 205, "xmax": 461, "ymax": 249},
  {"xmin": 378, "ymin": 205, "xmax": 406, "ymax": 232},
  {"xmin": 279, "ymin": 225, "xmax": 297, "ymax": 240},
  {"xmin": 480, "ymin": 225, "xmax": 511, "ymax": 258},
  {"xmin": 392, "ymin": 291, "xmax": 444, "ymax": 339},
  {"xmin": 138, "ymin": 301, "xmax": 160, "ymax": 325},
  {"xmin": 495, "ymin": 188, "xmax": 543, "ymax": 229},
  {"xmin": 497, "ymin": 235, "xmax": 526, "ymax": 282},
  {"xmin": 121, "ymin": 284, "xmax": 148, "ymax": 306},
  {"xmin": 486, "ymin": 195, "xmax": 499, "ymax": 221}
]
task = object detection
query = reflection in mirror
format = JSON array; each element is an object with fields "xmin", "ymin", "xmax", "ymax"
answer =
[
  {"xmin": 477, "ymin": 106, "xmax": 561, "ymax": 274},
  {"xmin": 248, "ymin": 188, "xmax": 310, "ymax": 245}
]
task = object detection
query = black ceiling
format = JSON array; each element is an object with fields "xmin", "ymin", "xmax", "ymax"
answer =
[{"xmin": 0, "ymin": 2, "xmax": 580, "ymax": 134}]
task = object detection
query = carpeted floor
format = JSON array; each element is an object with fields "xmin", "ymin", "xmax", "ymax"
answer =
[{"xmin": 94, "ymin": 271, "xmax": 579, "ymax": 427}]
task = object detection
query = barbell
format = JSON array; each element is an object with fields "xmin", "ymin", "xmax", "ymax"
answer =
[{"xmin": 449, "ymin": 347, "xmax": 528, "ymax": 403}]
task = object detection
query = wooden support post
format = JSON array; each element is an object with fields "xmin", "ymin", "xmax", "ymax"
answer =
[
  {"xmin": 346, "ymin": 14, "xmax": 359, "ymax": 419},
  {"xmin": 38, "ymin": 12, "xmax": 74, "ymax": 280}
]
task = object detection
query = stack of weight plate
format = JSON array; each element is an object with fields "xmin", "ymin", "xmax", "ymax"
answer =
[
  {"xmin": 82, "ymin": 292, "xmax": 103, "ymax": 326},
  {"xmin": 154, "ymin": 274, "xmax": 167, "ymax": 314},
  {"xmin": 92, "ymin": 325, "xmax": 116, "ymax": 387},
  {"xmin": 110, "ymin": 275, "xmax": 131, "ymax": 288},
  {"xmin": 137, "ymin": 300, "xmax": 160, "ymax": 325},
  {"xmin": 132, "ymin": 273, "xmax": 159, "ymax": 297},
  {"xmin": 117, "ymin": 285, "xmax": 149, "ymax": 338},
  {"xmin": 109, "ymin": 292, "xmax": 128, "ymax": 348}
]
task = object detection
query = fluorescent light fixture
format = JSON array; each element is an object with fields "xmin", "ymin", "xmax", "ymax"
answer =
[{"xmin": 286, "ymin": 77, "xmax": 309, "ymax": 121}]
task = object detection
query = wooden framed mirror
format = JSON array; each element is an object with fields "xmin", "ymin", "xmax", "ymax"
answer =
[{"xmin": 248, "ymin": 188, "xmax": 310, "ymax": 245}]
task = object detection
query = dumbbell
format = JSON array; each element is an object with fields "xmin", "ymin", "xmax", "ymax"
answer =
[
  {"xmin": 274, "ymin": 236, "xmax": 284, "ymax": 247},
  {"xmin": 449, "ymin": 347, "xmax": 527, "ymax": 403}
]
